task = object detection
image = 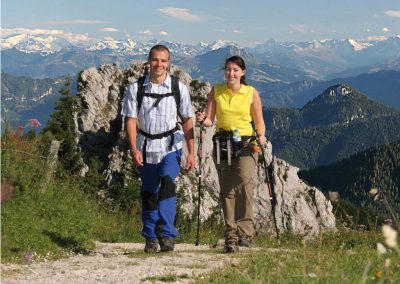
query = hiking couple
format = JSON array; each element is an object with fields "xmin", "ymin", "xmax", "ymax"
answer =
[{"xmin": 121, "ymin": 44, "xmax": 266, "ymax": 254}]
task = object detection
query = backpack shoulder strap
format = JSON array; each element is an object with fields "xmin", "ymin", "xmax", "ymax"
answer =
[
  {"xmin": 136, "ymin": 76, "xmax": 146, "ymax": 111},
  {"xmin": 170, "ymin": 76, "xmax": 183, "ymax": 121}
]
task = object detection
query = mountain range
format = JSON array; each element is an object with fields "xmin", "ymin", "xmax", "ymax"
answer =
[
  {"xmin": 265, "ymin": 70, "xmax": 400, "ymax": 108},
  {"xmin": 1, "ymin": 73, "xmax": 76, "ymax": 128},
  {"xmin": 264, "ymin": 84, "xmax": 400, "ymax": 169},
  {"xmin": 2, "ymin": 34, "xmax": 400, "ymax": 81}
]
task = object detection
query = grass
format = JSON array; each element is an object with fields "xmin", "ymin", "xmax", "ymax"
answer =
[
  {"xmin": 1, "ymin": 135, "xmax": 143, "ymax": 263},
  {"xmin": 144, "ymin": 273, "xmax": 190, "ymax": 282},
  {"xmin": 196, "ymin": 228, "xmax": 400, "ymax": 283}
]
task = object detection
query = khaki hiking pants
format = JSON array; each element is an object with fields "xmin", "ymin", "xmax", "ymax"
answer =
[{"xmin": 215, "ymin": 146, "xmax": 258, "ymax": 245}]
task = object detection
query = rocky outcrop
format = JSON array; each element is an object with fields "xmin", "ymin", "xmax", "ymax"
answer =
[
  {"xmin": 73, "ymin": 62, "xmax": 335, "ymax": 238},
  {"xmin": 182, "ymin": 126, "xmax": 335, "ymax": 237}
]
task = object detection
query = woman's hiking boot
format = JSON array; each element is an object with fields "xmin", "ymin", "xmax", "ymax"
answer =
[
  {"xmin": 223, "ymin": 244, "xmax": 239, "ymax": 253},
  {"xmin": 238, "ymin": 235, "xmax": 251, "ymax": 247},
  {"xmin": 144, "ymin": 239, "xmax": 158, "ymax": 253},
  {"xmin": 223, "ymin": 239, "xmax": 239, "ymax": 253}
]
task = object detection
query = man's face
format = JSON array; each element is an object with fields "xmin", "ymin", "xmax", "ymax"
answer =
[{"xmin": 149, "ymin": 50, "xmax": 170, "ymax": 78}]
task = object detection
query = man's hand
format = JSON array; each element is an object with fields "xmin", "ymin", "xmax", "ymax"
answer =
[
  {"xmin": 195, "ymin": 111, "xmax": 206, "ymax": 124},
  {"xmin": 186, "ymin": 153, "xmax": 195, "ymax": 171},
  {"xmin": 132, "ymin": 149, "xmax": 144, "ymax": 167}
]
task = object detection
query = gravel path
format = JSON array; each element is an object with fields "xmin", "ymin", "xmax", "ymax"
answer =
[{"xmin": 1, "ymin": 241, "xmax": 254, "ymax": 283}]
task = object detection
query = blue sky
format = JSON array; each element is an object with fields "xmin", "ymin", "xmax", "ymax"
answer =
[{"xmin": 2, "ymin": 0, "xmax": 400, "ymax": 46}]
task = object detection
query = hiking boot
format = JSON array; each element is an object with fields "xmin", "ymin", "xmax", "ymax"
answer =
[
  {"xmin": 238, "ymin": 235, "xmax": 251, "ymax": 247},
  {"xmin": 159, "ymin": 237, "xmax": 175, "ymax": 252},
  {"xmin": 223, "ymin": 244, "xmax": 239, "ymax": 253},
  {"xmin": 144, "ymin": 239, "xmax": 158, "ymax": 253}
]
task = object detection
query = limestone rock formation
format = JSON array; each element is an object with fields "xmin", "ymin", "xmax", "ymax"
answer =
[{"xmin": 73, "ymin": 62, "xmax": 335, "ymax": 238}]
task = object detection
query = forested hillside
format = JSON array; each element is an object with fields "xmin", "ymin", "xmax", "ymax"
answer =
[
  {"xmin": 299, "ymin": 141, "xmax": 400, "ymax": 219},
  {"xmin": 1, "ymin": 73, "xmax": 75, "ymax": 129},
  {"xmin": 265, "ymin": 84, "xmax": 400, "ymax": 169}
]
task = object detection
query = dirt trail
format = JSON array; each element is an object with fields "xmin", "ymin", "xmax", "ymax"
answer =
[{"xmin": 1, "ymin": 242, "xmax": 254, "ymax": 283}]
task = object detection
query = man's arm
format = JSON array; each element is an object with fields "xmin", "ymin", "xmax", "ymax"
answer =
[
  {"xmin": 126, "ymin": 117, "xmax": 143, "ymax": 166},
  {"xmin": 182, "ymin": 117, "xmax": 195, "ymax": 171}
]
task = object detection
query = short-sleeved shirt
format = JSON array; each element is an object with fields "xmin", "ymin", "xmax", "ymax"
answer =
[
  {"xmin": 121, "ymin": 74, "xmax": 193, "ymax": 164},
  {"xmin": 214, "ymin": 83, "xmax": 255, "ymax": 136}
]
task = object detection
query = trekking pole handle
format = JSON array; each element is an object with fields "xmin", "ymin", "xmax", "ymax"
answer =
[
  {"xmin": 255, "ymin": 129, "xmax": 273, "ymax": 199},
  {"xmin": 195, "ymin": 104, "xmax": 206, "ymax": 125}
]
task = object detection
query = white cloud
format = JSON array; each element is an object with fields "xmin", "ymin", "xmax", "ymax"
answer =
[
  {"xmin": 233, "ymin": 29, "xmax": 243, "ymax": 34},
  {"xmin": 385, "ymin": 10, "xmax": 400, "ymax": 18},
  {"xmin": 139, "ymin": 29, "xmax": 153, "ymax": 36},
  {"xmin": 366, "ymin": 28, "xmax": 371, "ymax": 33},
  {"xmin": 382, "ymin": 27, "xmax": 390, "ymax": 32},
  {"xmin": 1, "ymin": 28, "xmax": 90, "ymax": 42},
  {"xmin": 289, "ymin": 24, "xmax": 306, "ymax": 33},
  {"xmin": 158, "ymin": 7, "xmax": 200, "ymax": 22},
  {"xmin": 104, "ymin": 37, "xmax": 115, "ymax": 41},
  {"xmin": 64, "ymin": 33, "xmax": 90, "ymax": 42},
  {"xmin": 160, "ymin": 31, "xmax": 168, "ymax": 36},
  {"xmin": 2, "ymin": 28, "xmax": 64, "ymax": 36},
  {"xmin": 366, "ymin": 36, "xmax": 387, "ymax": 41},
  {"xmin": 100, "ymin": 27, "xmax": 118, "ymax": 32}
]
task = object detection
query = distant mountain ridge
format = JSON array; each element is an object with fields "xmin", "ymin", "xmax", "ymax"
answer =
[
  {"xmin": 1, "ymin": 73, "xmax": 76, "ymax": 128},
  {"xmin": 265, "ymin": 84, "xmax": 400, "ymax": 169},
  {"xmin": 265, "ymin": 70, "xmax": 400, "ymax": 109},
  {"xmin": 2, "ymin": 33, "xmax": 399, "ymax": 80},
  {"xmin": 252, "ymin": 36, "xmax": 400, "ymax": 78}
]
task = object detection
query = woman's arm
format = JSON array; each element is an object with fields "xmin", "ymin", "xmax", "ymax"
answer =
[
  {"xmin": 196, "ymin": 87, "xmax": 216, "ymax": 127},
  {"xmin": 251, "ymin": 88, "xmax": 267, "ymax": 144}
]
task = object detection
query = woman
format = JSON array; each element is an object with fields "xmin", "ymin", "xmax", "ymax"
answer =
[{"xmin": 196, "ymin": 55, "xmax": 266, "ymax": 253}]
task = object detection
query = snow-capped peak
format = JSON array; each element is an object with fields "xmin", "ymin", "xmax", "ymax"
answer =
[
  {"xmin": 347, "ymin": 38, "xmax": 368, "ymax": 51},
  {"xmin": 1, "ymin": 34, "xmax": 27, "ymax": 48},
  {"xmin": 1, "ymin": 34, "xmax": 72, "ymax": 54},
  {"xmin": 209, "ymin": 40, "xmax": 236, "ymax": 50}
]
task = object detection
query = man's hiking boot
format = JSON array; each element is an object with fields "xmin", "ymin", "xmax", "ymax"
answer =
[
  {"xmin": 238, "ymin": 235, "xmax": 251, "ymax": 247},
  {"xmin": 223, "ymin": 244, "xmax": 239, "ymax": 253},
  {"xmin": 144, "ymin": 239, "xmax": 158, "ymax": 253},
  {"xmin": 159, "ymin": 237, "xmax": 175, "ymax": 252}
]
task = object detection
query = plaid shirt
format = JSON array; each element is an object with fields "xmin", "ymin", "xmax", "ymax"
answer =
[{"xmin": 121, "ymin": 74, "xmax": 193, "ymax": 164}]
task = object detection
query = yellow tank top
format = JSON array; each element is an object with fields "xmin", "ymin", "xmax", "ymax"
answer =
[{"xmin": 215, "ymin": 83, "xmax": 254, "ymax": 136}]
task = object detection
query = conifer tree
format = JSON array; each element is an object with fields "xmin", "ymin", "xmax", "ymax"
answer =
[{"xmin": 42, "ymin": 77, "xmax": 82, "ymax": 173}]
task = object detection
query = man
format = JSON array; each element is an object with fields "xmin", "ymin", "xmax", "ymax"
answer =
[{"xmin": 121, "ymin": 45, "xmax": 195, "ymax": 253}]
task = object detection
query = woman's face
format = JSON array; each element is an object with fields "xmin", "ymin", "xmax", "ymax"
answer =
[{"xmin": 224, "ymin": 61, "xmax": 245, "ymax": 85}]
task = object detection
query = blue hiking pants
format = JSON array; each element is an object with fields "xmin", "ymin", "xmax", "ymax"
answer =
[{"xmin": 139, "ymin": 149, "xmax": 182, "ymax": 240}]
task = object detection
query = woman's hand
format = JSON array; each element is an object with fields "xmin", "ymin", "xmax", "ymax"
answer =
[{"xmin": 258, "ymin": 135, "xmax": 267, "ymax": 147}]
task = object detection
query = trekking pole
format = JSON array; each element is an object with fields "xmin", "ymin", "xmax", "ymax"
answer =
[
  {"xmin": 255, "ymin": 129, "xmax": 280, "ymax": 242},
  {"xmin": 195, "ymin": 107, "xmax": 205, "ymax": 246}
]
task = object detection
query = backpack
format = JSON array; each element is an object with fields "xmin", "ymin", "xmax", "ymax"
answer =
[
  {"xmin": 135, "ymin": 75, "xmax": 183, "ymax": 157},
  {"xmin": 136, "ymin": 75, "xmax": 183, "ymax": 121}
]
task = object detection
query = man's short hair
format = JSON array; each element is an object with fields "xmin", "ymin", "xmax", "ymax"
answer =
[{"xmin": 148, "ymin": 45, "xmax": 170, "ymax": 61}]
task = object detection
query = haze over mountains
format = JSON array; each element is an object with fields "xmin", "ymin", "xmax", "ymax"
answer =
[{"xmin": 2, "ymin": 33, "xmax": 400, "ymax": 80}]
